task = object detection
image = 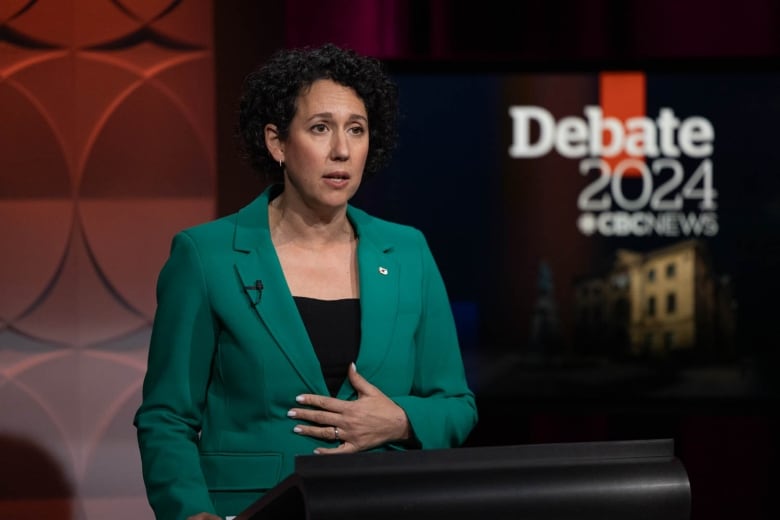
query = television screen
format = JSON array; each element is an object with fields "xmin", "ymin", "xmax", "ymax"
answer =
[{"xmin": 353, "ymin": 58, "xmax": 780, "ymax": 405}]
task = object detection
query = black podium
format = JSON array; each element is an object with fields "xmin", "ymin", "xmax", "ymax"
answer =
[{"xmin": 236, "ymin": 438, "xmax": 690, "ymax": 520}]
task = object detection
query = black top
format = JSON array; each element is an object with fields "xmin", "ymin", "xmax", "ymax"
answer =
[{"xmin": 293, "ymin": 296, "xmax": 361, "ymax": 396}]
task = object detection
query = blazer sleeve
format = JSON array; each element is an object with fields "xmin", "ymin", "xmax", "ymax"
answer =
[
  {"xmin": 390, "ymin": 231, "xmax": 478, "ymax": 449},
  {"xmin": 133, "ymin": 231, "xmax": 218, "ymax": 519}
]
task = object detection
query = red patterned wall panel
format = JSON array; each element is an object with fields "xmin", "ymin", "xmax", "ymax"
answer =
[{"xmin": 0, "ymin": 1, "xmax": 215, "ymax": 518}]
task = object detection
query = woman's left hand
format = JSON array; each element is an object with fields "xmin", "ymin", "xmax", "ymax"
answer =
[{"xmin": 288, "ymin": 363, "xmax": 411, "ymax": 454}]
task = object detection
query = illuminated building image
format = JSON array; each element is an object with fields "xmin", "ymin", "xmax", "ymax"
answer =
[{"xmin": 573, "ymin": 240, "xmax": 736, "ymax": 360}]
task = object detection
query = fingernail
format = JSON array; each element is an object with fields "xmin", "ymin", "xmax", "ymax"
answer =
[
  {"xmin": 350, "ymin": 362, "xmax": 356, "ymax": 371},
  {"xmin": 313, "ymin": 449, "xmax": 321, "ymax": 455},
  {"xmin": 295, "ymin": 395, "xmax": 305, "ymax": 403},
  {"xmin": 287, "ymin": 410, "xmax": 296, "ymax": 417},
  {"xmin": 293, "ymin": 426, "xmax": 302, "ymax": 433}
]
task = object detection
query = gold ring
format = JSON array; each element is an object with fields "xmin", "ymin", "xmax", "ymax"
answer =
[{"xmin": 334, "ymin": 426, "xmax": 339, "ymax": 441}]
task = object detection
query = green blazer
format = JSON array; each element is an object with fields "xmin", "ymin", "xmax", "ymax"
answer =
[{"xmin": 134, "ymin": 185, "xmax": 478, "ymax": 519}]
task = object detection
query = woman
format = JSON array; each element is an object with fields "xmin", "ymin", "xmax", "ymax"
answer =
[{"xmin": 134, "ymin": 43, "xmax": 478, "ymax": 520}]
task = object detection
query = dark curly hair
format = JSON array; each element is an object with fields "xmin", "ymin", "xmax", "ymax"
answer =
[{"xmin": 237, "ymin": 43, "xmax": 399, "ymax": 181}]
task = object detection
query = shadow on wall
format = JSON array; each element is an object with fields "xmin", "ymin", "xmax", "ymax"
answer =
[{"xmin": 0, "ymin": 433, "xmax": 74, "ymax": 519}]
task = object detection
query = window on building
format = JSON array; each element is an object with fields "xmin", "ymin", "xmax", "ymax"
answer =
[
  {"xmin": 666, "ymin": 263, "xmax": 676, "ymax": 278},
  {"xmin": 667, "ymin": 292, "xmax": 677, "ymax": 314},
  {"xmin": 647, "ymin": 268, "xmax": 656, "ymax": 282},
  {"xmin": 647, "ymin": 296, "xmax": 656, "ymax": 317},
  {"xmin": 664, "ymin": 331, "xmax": 674, "ymax": 350},
  {"xmin": 614, "ymin": 298, "xmax": 629, "ymax": 321}
]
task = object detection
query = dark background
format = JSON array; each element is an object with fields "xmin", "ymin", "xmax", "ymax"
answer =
[{"xmin": 213, "ymin": 2, "xmax": 780, "ymax": 519}]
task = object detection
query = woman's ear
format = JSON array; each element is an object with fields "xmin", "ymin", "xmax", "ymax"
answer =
[{"xmin": 265, "ymin": 124, "xmax": 284, "ymax": 164}]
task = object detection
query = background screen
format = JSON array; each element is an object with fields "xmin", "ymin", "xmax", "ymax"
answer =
[{"xmin": 354, "ymin": 59, "xmax": 780, "ymax": 405}]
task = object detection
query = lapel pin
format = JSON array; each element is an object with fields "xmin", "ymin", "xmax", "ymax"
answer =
[{"xmin": 378, "ymin": 266, "xmax": 388, "ymax": 275}]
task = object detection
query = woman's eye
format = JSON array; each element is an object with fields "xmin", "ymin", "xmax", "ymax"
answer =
[
  {"xmin": 311, "ymin": 123, "xmax": 328, "ymax": 133},
  {"xmin": 348, "ymin": 126, "xmax": 365, "ymax": 135}
]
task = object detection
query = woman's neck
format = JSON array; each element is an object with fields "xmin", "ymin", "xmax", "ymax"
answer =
[{"xmin": 268, "ymin": 193, "xmax": 355, "ymax": 248}]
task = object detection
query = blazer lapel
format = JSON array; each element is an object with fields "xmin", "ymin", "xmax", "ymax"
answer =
[
  {"xmin": 348, "ymin": 208, "xmax": 399, "ymax": 386},
  {"xmin": 233, "ymin": 187, "xmax": 328, "ymax": 395}
]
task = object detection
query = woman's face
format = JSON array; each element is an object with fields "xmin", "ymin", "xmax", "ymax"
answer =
[{"xmin": 276, "ymin": 78, "xmax": 369, "ymax": 212}]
